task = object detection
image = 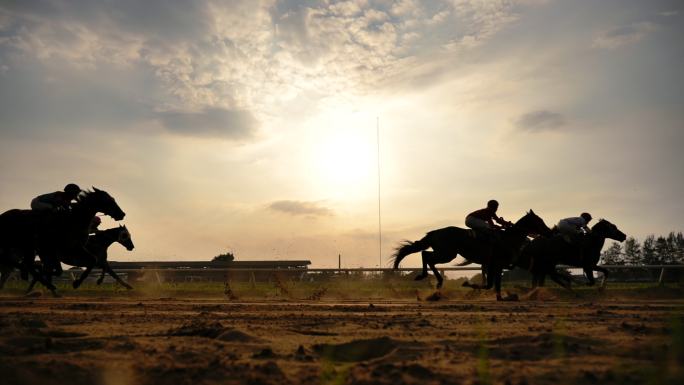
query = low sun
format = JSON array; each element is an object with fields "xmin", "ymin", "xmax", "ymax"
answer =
[{"xmin": 310, "ymin": 116, "xmax": 377, "ymax": 198}]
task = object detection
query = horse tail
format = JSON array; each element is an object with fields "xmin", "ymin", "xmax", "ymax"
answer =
[{"xmin": 391, "ymin": 236, "xmax": 430, "ymax": 269}]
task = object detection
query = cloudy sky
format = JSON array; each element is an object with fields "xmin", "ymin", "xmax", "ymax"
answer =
[{"xmin": 0, "ymin": 0, "xmax": 682, "ymax": 267}]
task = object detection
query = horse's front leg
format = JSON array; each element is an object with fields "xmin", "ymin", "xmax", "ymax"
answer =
[
  {"xmin": 584, "ymin": 266, "xmax": 596, "ymax": 286},
  {"xmin": 73, "ymin": 265, "xmax": 93, "ymax": 289},
  {"xmin": 594, "ymin": 266, "xmax": 609, "ymax": 290}
]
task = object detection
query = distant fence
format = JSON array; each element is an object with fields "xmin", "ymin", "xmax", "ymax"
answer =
[{"xmin": 3, "ymin": 265, "xmax": 683, "ymax": 285}]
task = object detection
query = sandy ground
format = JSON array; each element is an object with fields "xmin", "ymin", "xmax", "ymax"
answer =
[{"xmin": 0, "ymin": 290, "xmax": 683, "ymax": 385}]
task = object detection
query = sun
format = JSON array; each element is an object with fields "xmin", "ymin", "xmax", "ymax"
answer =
[{"xmin": 310, "ymin": 114, "xmax": 377, "ymax": 199}]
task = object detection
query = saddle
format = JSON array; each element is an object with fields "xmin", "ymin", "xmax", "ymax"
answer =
[{"xmin": 467, "ymin": 228, "xmax": 503, "ymax": 242}]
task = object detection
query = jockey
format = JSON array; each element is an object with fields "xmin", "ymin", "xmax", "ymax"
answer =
[
  {"xmin": 89, "ymin": 216, "xmax": 102, "ymax": 234},
  {"xmin": 30, "ymin": 183, "xmax": 82, "ymax": 211},
  {"xmin": 557, "ymin": 212, "xmax": 592, "ymax": 242},
  {"xmin": 465, "ymin": 199, "xmax": 512, "ymax": 233}
]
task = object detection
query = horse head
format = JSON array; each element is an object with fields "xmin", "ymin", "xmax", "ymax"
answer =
[
  {"xmin": 515, "ymin": 209, "xmax": 551, "ymax": 237},
  {"xmin": 592, "ymin": 219, "xmax": 626, "ymax": 242},
  {"xmin": 117, "ymin": 224, "xmax": 134, "ymax": 251},
  {"xmin": 77, "ymin": 187, "xmax": 126, "ymax": 221}
]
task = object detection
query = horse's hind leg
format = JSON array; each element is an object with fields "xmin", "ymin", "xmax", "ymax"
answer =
[
  {"xmin": 414, "ymin": 251, "xmax": 431, "ymax": 281},
  {"xmin": 97, "ymin": 268, "xmax": 106, "ymax": 285},
  {"xmin": 428, "ymin": 262, "xmax": 443, "ymax": 289},
  {"xmin": 549, "ymin": 272, "xmax": 576, "ymax": 295},
  {"xmin": 103, "ymin": 263, "xmax": 133, "ymax": 290}
]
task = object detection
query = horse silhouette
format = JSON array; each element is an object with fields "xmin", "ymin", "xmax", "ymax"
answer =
[
  {"xmin": 0, "ymin": 188, "xmax": 125, "ymax": 295},
  {"xmin": 391, "ymin": 210, "xmax": 550, "ymax": 300},
  {"xmin": 516, "ymin": 219, "xmax": 626, "ymax": 290},
  {"xmin": 22, "ymin": 225, "xmax": 135, "ymax": 292}
]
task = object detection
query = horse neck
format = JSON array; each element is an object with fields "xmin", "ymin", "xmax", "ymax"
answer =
[
  {"xmin": 90, "ymin": 229, "xmax": 119, "ymax": 251},
  {"xmin": 506, "ymin": 222, "xmax": 530, "ymax": 244},
  {"xmin": 70, "ymin": 200, "xmax": 98, "ymax": 226},
  {"xmin": 584, "ymin": 232, "xmax": 607, "ymax": 263}
]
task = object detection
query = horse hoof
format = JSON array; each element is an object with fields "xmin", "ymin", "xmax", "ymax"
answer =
[
  {"xmin": 72, "ymin": 281, "xmax": 80, "ymax": 289},
  {"xmin": 503, "ymin": 293, "xmax": 519, "ymax": 301}
]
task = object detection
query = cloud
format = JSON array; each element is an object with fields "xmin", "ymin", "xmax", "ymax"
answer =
[
  {"xmin": 593, "ymin": 22, "xmax": 657, "ymax": 49},
  {"xmin": 658, "ymin": 10, "xmax": 679, "ymax": 17},
  {"xmin": 268, "ymin": 200, "xmax": 333, "ymax": 217},
  {"xmin": 158, "ymin": 108, "xmax": 257, "ymax": 140},
  {"xmin": 515, "ymin": 110, "xmax": 565, "ymax": 132}
]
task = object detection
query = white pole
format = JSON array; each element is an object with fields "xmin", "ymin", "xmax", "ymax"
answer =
[{"xmin": 377, "ymin": 116, "xmax": 382, "ymax": 268}]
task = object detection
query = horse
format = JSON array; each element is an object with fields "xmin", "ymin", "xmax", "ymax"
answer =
[
  {"xmin": 0, "ymin": 187, "xmax": 126, "ymax": 295},
  {"xmin": 391, "ymin": 210, "xmax": 551, "ymax": 300},
  {"xmin": 516, "ymin": 219, "xmax": 627, "ymax": 290},
  {"xmin": 23, "ymin": 225, "xmax": 135, "ymax": 292}
]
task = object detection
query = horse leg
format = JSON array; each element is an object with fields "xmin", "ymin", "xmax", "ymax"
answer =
[
  {"xmin": 0, "ymin": 264, "xmax": 12, "ymax": 289},
  {"xmin": 35, "ymin": 253, "xmax": 59, "ymax": 296},
  {"xmin": 103, "ymin": 263, "xmax": 133, "ymax": 290},
  {"xmin": 550, "ymin": 273, "xmax": 578, "ymax": 298},
  {"xmin": 26, "ymin": 261, "xmax": 46, "ymax": 294},
  {"xmin": 492, "ymin": 266, "xmax": 505, "ymax": 301},
  {"xmin": 428, "ymin": 262, "xmax": 443, "ymax": 289},
  {"xmin": 414, "ymin": 251, "xmax": 430, "ymax": 281},
  {"xmin": 26, "ymin": 275, "xmax": 38, "ymax": 292},
  {"xmin": 73, "ymin": 265, "xmax": 93, "ymax": 289},
  {"xmin": 594, "ymin": 266, "xmax": 609, "ymax": 290},
  {"xmin": 584, "ymin": 266, "xmax": 596, "ymax": 286},
  {"xmin": 97, "ymin": 268, "xmax": 106, "ymax": 285}
]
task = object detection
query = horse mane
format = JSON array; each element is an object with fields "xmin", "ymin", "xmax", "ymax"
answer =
[{"xmin": 74, "ymin": 187, "xmax": 111, "ymax": 205}]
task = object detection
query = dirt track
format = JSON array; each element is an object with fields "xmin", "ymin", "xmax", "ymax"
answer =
[{"xmin": 1, "ymin": 293, "xmax": 683, "ymax": 385}]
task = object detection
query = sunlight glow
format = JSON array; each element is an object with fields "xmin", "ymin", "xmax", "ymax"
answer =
[{"xmin": 309, "ymin": 109, "xmax": 377, "ymax": 199}]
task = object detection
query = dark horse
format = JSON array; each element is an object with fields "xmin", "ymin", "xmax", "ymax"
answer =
[
  {"xmin": 22, "ymin": 225, "xmax": 135, "ymax": 292},
  {"xmin": 516, "ymin": 219, "xmax": 627, "ymax": 290},
  {"xmin": 391, "ymin": 210, "xmax": 550, "ymax": 300},
  {"xmin": 0, "ymin": 188, "xmax": 125, "ymax": 295}
]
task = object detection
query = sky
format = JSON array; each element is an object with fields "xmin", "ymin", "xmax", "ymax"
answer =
[{"xmin": 0, "ymin": 0, "xmax": 682, "ymax": 268}]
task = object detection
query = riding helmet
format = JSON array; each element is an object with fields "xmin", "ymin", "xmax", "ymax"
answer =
[{"xmin": 64, "ymin": 183, "xmax": 81, "ymax": 195}]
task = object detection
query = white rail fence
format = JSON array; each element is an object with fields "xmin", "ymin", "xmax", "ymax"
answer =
[{"xmin": 4, "ymin": 265, "xmax": 683, "ymax": 285}]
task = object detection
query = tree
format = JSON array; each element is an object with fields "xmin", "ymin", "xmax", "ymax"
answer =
[
  {"xmin": 623, "ymin": 237, "xmax": 642, "ymax": 265},
  {"xmin": 654, "ymin": 236, "xmax": 669, "ymax": 265},
  {"xmin": 601, "ymin": 242, "xmax": 624, "ymax": 265},
  {"xmin": 665, "ymin": 232, "xmax": 679, "ymax": 265},
  {"xmin": 642, "ymin": 235, "xmax": 657, "ymax": 265},
  {"xmin": 212, "ymin": 251, "xmax": 235, "ymax": 262},
  {"xmin": 675, "ymin": 232, "xmax": 684, "ymax": 264}
]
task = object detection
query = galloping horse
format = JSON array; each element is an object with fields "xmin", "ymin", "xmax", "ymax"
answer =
[
  {"xmin": 23, "ymin": 225, "xmax": 135, "ymax": 291},
  {"xmin": 391, "ymin": 210, "xmax": 550, "ymax": 300},
  {"xmin": 516, "ymin": 219, "xmax": 626, "ymax": 290},
  {"xmin": 0, "ymin": 188, "xmax": 126, "ymax": 295}
]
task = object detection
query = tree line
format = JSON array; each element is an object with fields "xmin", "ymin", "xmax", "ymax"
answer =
[{"xmin": 600, "ymin": 232, "xmax": 684, "ymax": 265}]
